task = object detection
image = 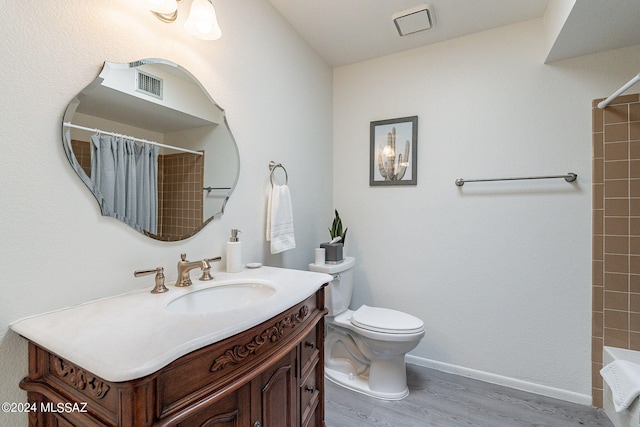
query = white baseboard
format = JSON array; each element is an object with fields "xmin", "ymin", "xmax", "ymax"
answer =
[{"xmin": 405, "ymin": 354, "xmax": 592, "ymax": 406}]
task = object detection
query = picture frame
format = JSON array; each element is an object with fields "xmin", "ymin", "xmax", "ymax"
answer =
[{"xmin": 370, "ymin": 116, "xmax": 418, "ymax": 186}]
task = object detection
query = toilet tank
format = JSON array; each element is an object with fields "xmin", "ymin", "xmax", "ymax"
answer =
[{"xmin": 309, "ymin": 257, "xmax": 355, "ymax": 316}]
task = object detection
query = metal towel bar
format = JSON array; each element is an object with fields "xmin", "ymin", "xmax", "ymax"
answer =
[
  {"xmin": 203, "ymin": 186, "xmax": 231, "ymax": 195},
  {"xmin": 455, "ymin": 172, "xmax": 577, "ymax": 187}
]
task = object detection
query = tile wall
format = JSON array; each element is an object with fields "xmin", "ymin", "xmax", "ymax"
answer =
[
  {"xmin": 70, "ymin": 139, "xmax": 91, "ymax": 177},
  {"xmin": 592, "ymin": 93, "xmax": 640, "ymax": 407},
  {"xmin": 157, "ymin": 151, "xmax": 204, "ymax": 241}
]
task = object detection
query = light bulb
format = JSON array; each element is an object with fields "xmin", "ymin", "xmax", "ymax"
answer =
[{"xmin": 185, "ymin": 0, "xmax": 222, "ymax": 40}]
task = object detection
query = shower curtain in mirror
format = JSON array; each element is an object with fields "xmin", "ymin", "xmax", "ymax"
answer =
[{"xmin": 90, "ymin": 134, "xmax": 158, "ymax": 234}]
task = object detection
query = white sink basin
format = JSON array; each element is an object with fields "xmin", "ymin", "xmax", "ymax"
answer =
[{"xmin": 167, "ymin": 282, "xmax": 276, "ymax": 314}]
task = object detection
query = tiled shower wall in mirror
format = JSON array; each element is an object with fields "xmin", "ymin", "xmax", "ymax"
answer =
[
  {"xmin": 157, "ymin": 152, "xmax": 204, "ymax": 240},
  {"xmin": 69, "ymin": 140, "xmax": 204, "ymax": 241}
]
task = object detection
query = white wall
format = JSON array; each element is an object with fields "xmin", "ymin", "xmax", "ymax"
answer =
[
  {"xmin": 0, "ymin": 1, "xmax": 332, "ymax": 426},
  {"xmin": 3, "ymin": 2, "xmax": 640, "ymax": 424},
  {"xmin": 334, "ymin": 18, "xmax": 640, "ymax": 403}
]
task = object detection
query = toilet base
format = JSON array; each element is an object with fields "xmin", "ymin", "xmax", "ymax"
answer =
[{"xmin": 325, "ymin": 366, "xmax": 409, "ymax": 400}]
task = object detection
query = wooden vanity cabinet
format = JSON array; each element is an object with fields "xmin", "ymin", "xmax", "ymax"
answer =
[{"xmin": 20, "ymin": 287, "xmax": 327, "ymax": 427}]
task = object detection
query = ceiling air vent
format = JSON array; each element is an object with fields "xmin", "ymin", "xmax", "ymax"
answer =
[
  {"xmin": 135, "ymin": 70, "xmax": 163, "ymax": 99},
  {"xmin": 393, "ymin": 4, "xmax": 433, "ymax": 36}
]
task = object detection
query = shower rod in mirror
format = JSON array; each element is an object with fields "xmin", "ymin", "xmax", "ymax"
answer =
[
  {"xmin": 63, "ymin": 122, "xmax": 203, "ymax": 156},
  {"xmin": 455, "ymin": 172, "xmax": 577, "ymax": 187}
]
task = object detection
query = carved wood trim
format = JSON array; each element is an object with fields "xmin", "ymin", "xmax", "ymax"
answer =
[
  {"xmin": 201, "ymin": 410, "xmax": 239, "ymax": 427},
  {"xmin": 28, "ymin": 408, "xmax": 38, "ymax": 427},
  {"xmin": 211, "ymin": 306, "xmax": 309, "ymax": 372},
  {"xmin": 53, "ymin": 357, "xmax": 110, "ymax": 399}
]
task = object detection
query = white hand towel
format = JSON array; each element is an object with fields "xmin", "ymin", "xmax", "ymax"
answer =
[
  {"xmin": 266, "ymin": 184, "xmax": 296, "ymax": 254},
  {"xmin": 601, "ymin": 360, "xmax": 640, "ymax": 412}
]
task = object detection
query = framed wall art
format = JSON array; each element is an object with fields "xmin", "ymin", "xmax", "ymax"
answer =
[{"xmin": 370, "ymin": 116, "xmax": 418, "ymax": 186}]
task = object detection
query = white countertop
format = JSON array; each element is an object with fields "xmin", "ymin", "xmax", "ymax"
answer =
[{"xmin": 11, "ymin": 266, "xmax": 331, "ymax": 382}]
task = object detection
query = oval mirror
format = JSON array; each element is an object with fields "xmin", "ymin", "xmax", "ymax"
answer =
[{"xmin": 62, "ymin": 59, "xmax": 239, "ymax": 241}]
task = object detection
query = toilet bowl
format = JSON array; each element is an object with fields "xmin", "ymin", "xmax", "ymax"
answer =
[{"xmin": 309, "ymin": 257, "xmax": 425, "ymax": 400}]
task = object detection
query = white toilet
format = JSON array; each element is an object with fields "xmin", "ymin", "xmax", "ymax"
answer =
[{"xmin": 310, "ymin": 257, "xmax": 425, "ymax": 400}]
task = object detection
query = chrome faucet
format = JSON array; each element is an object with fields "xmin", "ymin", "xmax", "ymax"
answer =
[{"xmin": 176, "ymin": 253, "xmax": 221, "ymax": 287}]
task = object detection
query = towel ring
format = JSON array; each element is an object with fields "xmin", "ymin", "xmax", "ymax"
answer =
[{"xmin": 269, "ymin": 161, "xmax": 288, "ymax": 186}]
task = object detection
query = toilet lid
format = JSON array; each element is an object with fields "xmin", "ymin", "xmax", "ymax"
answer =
[{"xmin": 351, "ymin": 305, "xmax": 424, "ymax": 334}]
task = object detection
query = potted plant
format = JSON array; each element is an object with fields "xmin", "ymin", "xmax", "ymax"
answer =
[{"xmin": 329, "ymin": 210, "xmax": 348, "ymax": 246}]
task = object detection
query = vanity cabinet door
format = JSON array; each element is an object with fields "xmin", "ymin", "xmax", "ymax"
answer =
[
  {"xmin": 174, "ymin": 383, "xmax": 251, "ymax": 427},
  {"xmin": 251, "ymin": 349, "xmax": 297, "ymax": 427}
]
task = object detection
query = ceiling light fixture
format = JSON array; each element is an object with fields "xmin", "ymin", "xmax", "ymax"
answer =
[
  {"xmin": 392, "ymin": 4, "xmax": 433, "ymax": 37},
  {"xmin": 147, "ymin": 0, "xmax": 179, "ymax": 23},
  {"xmin": 184, "ymin": 0, "xmax": 222, "ymax": 40},
  {"xmin": 146, "ymin": 0, "xmax": 222, "ymax": 40}
]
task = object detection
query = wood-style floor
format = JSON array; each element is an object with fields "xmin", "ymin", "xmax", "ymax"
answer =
[{"xmin": 324, "ymin": 364, "xmax": 613, "ymax": 427}]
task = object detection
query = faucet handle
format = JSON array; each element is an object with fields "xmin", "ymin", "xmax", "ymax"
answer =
[
  {"xmin": 199, "ymin": 256, "xmax": 222, "ymax": 281},
  {"xmin": 134, "ymin": 267, "xmax": 168, "ymax": 294},
  {"xmin": 200, "ymin": 266, "xmax": 213, "ymax": 281},
  {"xmin": 180, "ymin": 253, "xmax": 187, "ymax": 261}
]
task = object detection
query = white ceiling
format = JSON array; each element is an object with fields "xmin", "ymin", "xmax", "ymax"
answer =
[
  {"xmin": 545, "ymin": 0, "xmax": 640, "ymax": 63},
  {"xmin": 267, "ymin": 0, "xmax": 640, "ymax": 67}
]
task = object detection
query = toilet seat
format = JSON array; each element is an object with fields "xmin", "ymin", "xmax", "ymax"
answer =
[{"xmin": 350, "ymin": 305, "xmax": 424, "ymax": 334}]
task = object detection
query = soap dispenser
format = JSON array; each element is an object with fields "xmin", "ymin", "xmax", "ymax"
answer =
[{"xmin": 227, "ymin": 229, "xmax": 242, "ymax": 273}]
